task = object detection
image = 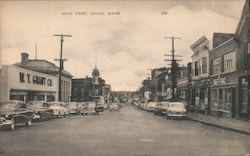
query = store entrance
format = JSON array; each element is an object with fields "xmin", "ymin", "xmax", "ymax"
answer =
[{"xmin": 239, "ymin": 76, "xmax": 250, "ymax": 120}]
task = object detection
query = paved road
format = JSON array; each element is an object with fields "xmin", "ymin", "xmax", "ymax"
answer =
[{"xmin": 0, "ymin": 105, "xmax": 250, "ymax": 156}]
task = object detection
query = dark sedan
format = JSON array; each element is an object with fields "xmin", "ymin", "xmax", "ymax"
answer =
[{"xmin": 0, "ymin": 100, "xmax": 34, "ymax": 130}]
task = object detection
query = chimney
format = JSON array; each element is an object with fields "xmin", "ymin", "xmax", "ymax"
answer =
[{"xmin": 21, "ymin": 53, "xmax": 29, "ymax": 63}]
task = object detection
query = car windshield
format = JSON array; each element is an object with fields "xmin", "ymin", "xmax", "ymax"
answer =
[
  {"xmin": 68, "ymin": 103, "xmax": 77, "ymax": 108},
  {"xmin": 27, "ymin": 102, "xmax": 44, "ymax": 108},
  {"xmin": 0, "ymin": 102, "xmax": 20, "ymax": 109},
  {"xmin": 48, "ymin": 102, "xmax": 60, "ymax": 106},
  {"xmin": 171, "ymin": 103, "xmax": 185, "ymax": 109},
  {"xmin": 160, "ymin": 102, "xmax": 169, "ymax": 107}
]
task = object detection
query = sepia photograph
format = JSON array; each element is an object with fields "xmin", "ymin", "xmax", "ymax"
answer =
[{"xmin": 0, "ymin": 0, "xmax": 250, "ymax": 156}]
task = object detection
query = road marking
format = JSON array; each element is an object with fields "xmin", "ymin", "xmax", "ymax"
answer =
[
  {"xmin": 139, "ymin": 139, "xmax": 155, "ymax": 142},
  {"xmin": 201, "ymin": 129, "xmax": 209, "ymax": 136}
]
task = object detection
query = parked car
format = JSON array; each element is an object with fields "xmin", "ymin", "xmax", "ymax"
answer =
[
  {"xmin": 79, "ymin": 102, "xmax": 96, "ymax": 116},
  {"xmin": 109, "ymin": 103, "xmax": 119, "ymax": 111},
  {"xmin": 0, "ymin": 100, "xmax": 35, "ymax": 130},
  {"xmin": 0, "ymin": 117, "xmax": 14, "ymax": 130},
  {"xmin": 66, "ymin": 102, "xmax": 78, "ymax": 115},
  {"xmin": 154, "ymin": 102, "xmax": 169, "ymax": 115},
  {"xmin": 26, "ymin": 101, "xmax": 53, "ymax": 121},
  {"xmin": 145, "ymin": 102, "xmax": 157, "ymax": 112},
  {"xmin": 47, "ymin": 101, "xmax": 68, "ymax": 117},
  {"xmin": 166, "ymin": 102, "xmax": 187, "ymax": 119},
  {"xmin": 94, "ymin": 99, "xmax": 105, "ymax": 114}
]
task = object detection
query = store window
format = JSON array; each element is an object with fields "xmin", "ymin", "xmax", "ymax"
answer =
[
  {"xmin": 224, "ymin": 88, "xmax": 232, "ymax": 111},
  {"xmin": 210, "ymin": 89, "xmax": 218, "ymax": 110},
  {"xmin": 240, "ymin": 78, "xmax": 248, "ymax": 113},
  {"xmin": 248, "ymin": 42, "xmax": 250, "ymax": 54}
]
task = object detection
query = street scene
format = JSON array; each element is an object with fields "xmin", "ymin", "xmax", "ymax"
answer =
[
  {"xmin": 0, "ymin": 0, "xmax": 250, "ymax": 156},
  {"xmin": 0, "ymin": 106, "xmax": 249, "ymax": 156}
]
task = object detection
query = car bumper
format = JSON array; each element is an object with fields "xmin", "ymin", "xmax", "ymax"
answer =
[
  {"xmin": 168, "ymin": 113, "xmax": 186, "ymax": 117},
  {"xmin": 33, "ymin": 114, "xmax": 40, "ymax": 119},
  {"xmin": 69, "ymin": 110, "xmax": 77, "ymax": 114}
]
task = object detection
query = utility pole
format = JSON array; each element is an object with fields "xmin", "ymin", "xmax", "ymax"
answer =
[
  {"xmin": 54, "ymin": 34, "xmax": 72, "ymax": 102},
  {"xmin": 164, "ymin": 36, "xmax": 182, "ymax": 100}
]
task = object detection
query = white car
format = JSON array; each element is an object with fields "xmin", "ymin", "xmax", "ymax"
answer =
[
  {"xmin": 0, "ymin": 117, "xmax": 14, "ymax": 130},
  {"xmin": 154, "ymin": 102, "xmax": 169, "ymax": 115},
  {"xmin": 47, "ymin": 102, "xmax": 68, "ymax": 117},
  {"xmin": 109, "ymin": 103, "xmax": 119, "ymax": 111},
  {"xmin": 166, "ymin": 102, "xmax": 187, "ymax": 119},
  {"xmin": 66, "ymin": 102, "xmax": 78, "ymax": 115},
  {"xmin": 145, "ymin": 102, "xmax": 157, "ymax": 112}
]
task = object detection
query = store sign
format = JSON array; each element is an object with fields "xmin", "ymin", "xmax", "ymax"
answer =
[
  {"xmin": 213, "ymin": 77, "xmax": 226, "ymax": 85},
  {"xmin": 19, "ymin": 72, "xmax": 53, "ymax": 86}
]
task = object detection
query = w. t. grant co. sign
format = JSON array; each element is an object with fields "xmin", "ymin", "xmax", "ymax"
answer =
[{"xmin": 19, "ymin": 72, "xmax": 53, "ymax": 86}]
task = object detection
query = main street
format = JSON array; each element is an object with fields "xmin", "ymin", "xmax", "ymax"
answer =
[{"xmin": 0, "ymin": 105, "xmax": 249, "ymax": 156}]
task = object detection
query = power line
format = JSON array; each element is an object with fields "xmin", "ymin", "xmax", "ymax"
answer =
[
  {"xmin": 54, "ymin": 34, "xmax": 72, "ymax": 102},
  {"xmin": 164, "ymin": 36, "xmax": 182, "ymax": 100}
]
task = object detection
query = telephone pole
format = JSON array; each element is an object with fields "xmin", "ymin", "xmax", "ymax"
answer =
[
  {"xmin": 164, "ymin": 36, "xmax": 182, "ymax": 100},
  {"xmin": 54, "ymin": 34, "xmax": 72, "ymax": 102}
]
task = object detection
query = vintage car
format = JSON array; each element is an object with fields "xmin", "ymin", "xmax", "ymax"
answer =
[
  {"xmin": 0, "ymin": 100, "xmax": 35, "ymax": 129},
  {"xmin": 145, "ymin": 102, "xmax": 157, "ymax": 112},
  {"xmin": 166, "ymin": 102, "xmax": 187, "ymax": 119},
  {"xmin": 109, "ymin": 103, "xmax": 119, "ymax": 111},
  {"xmin": 154, "ymin": 102, "xmax": 169, "ymax": 115},
  {"xmin": 47, "ymin": 101, "xmax": 69, "ymax": 117},
  {"xmin": 95, "ymin": 104, "xmax": 104, "ymax": 114},
  {"xmin": 66, "ymin": 102, "xmax": 79, "ymax": 115},
  {"xmin": 0, "ymin": 117, "xmax": 14, "ymax": 130},
  {"xmin": 26, "ymin": 101, "xmax": 54, "ymax": 121},
  {"xmin": 79, "ymin": 102, "xmax": 96, "ymax": 116}
]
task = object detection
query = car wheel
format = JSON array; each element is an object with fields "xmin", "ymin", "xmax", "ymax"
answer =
[{"xmin": 26, "ymin": 119, "xmax": 32, "ymax": 127}]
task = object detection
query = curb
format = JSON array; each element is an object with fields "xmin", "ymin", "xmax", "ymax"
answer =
[{"xmin": 187, "ymin": 117, "xmax": 250, "ymax": 135}]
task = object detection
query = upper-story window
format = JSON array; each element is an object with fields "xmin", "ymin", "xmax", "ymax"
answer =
[
  {"xmin": 194, "ymin": 61, "xmax": 199, "ymax": 76},
  {"xmin": 202, "ymin": 57, "xmax": 207, "ymax": 74},
  {"xmin": 212, "ymin": 57, "xmax": 221, "ymax": 75},
  {"xmin": 223, "ymin": 51, "xmax": 235, "ymax": 73}
]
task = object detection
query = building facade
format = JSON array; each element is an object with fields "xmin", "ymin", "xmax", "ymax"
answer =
[
  {"xmin": 14, "ymin": 53, "xmax": 72, "ymax": 102},
  {"xmin": 209, "ymin": 35, "xmax": 237, "ymax": 118},
  {"xmin": 190, "ymin": 36, "xmax": 210, "ymax": 112},
  {"xmin": 71, "ymin": 66, "xmax": 107, "ymax": 102},
  {"xmin": 0, "ymin": 65, "xmax": 58, "ymax": 102},
  {"xmin": 234, "ymin": 0, "xmax": 250, "ymax": 119}
]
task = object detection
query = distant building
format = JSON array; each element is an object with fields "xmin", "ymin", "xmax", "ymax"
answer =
[{"xmin": 71, "ymin": 66, "xmax": 107, "ymax": 102}]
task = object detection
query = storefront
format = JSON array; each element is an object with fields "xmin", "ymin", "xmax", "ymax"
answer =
[
  {"xmin": 0, "ymin": 65, "xmax": 58, "ymax": 102},
  {"xmin": 239, "ymin": 76, "xmax": 250, "ymax": 119},
  {"xmin": 190, "ymin": 79, "xmax": 210, "ymax": 113},
  {"xmin": 210, "ymin": 77, "xmax": 236, "ymax": 118}
]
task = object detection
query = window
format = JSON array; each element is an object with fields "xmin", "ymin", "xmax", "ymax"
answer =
[
  {"xmin": 212, "ymin": 57, "xmax": 221, "ymax": 75},
  {"xmin": 248, "ymin": 42, "xmax": 250, "ymax": 54},
  {"xmin": 202, "ymin": 57, "xmax": 207, "ymax": 74},
  {"xmin": 194, "ymin": 61, "xmax": 199, "ymax": 76},
  {"xmin": 81, "ymin": 88, "xmax": 85, "ymax": 97},
  {"xmin": 223, "ymin": 51, "xmax": 235, "ymax": 72},
  {"xmin": 210, "ymin": 89, "xmax": 218, "ymax": 110},
  {"xmin": 224, "ymin": 88, "xmax": 232, "ymax": 111}
]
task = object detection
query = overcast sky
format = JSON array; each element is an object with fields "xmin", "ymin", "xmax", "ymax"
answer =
[{"xmin": 0, "ymin": 0, "xmax": 245, "ymax": 91}]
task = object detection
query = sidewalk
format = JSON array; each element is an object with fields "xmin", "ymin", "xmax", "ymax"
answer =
[{"xmin": 187, "ymin": 112, "xmax": 250, "ymax": 135}]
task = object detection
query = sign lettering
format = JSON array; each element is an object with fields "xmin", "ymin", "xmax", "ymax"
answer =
[{"xmin": 19, "ymin": 72, "xmax": 53, "ymax": 86}]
